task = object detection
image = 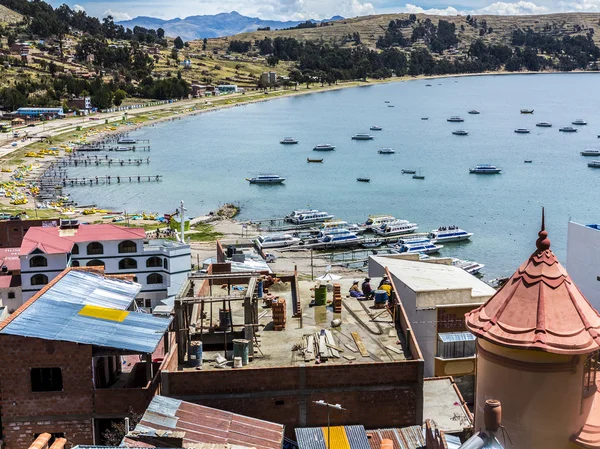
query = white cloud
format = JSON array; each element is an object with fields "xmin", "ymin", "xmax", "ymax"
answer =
[
  {"xmin": 73, "ymin": 4, "xmax": 85, "ymax": 13},
  {"xmin": 557, "ymin": 0, "xmax": 600, "ymax": 11},
  {"xmin": 396, "ymin": 3, "xmax": 462, "ymax": 15},
  {"xmin": 103, "ymin": 9, "xmax": 132, "ymax": 21},
  {"xmin": 474, "ymin": 1, "xmax": 549, "ymax": 14}
]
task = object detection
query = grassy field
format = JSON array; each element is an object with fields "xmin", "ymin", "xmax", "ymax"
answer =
[{"xmin": 0, "ymin": 4, "xmax": 22, "ymax": 25}]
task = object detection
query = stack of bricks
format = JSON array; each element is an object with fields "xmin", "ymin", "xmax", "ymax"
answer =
[
  {"xmin": 333, "ymin": 283, "xmax": 342, "ymax": 313},
  {"xmin": 272, "ymin": 297, "xmax": 286, "ymax": 331}
]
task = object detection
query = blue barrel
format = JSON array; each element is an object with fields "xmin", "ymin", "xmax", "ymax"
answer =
[
  {"xmin": 374, "ymin": 289, "xmax": 388, "ymax": 304},
  {"xmin": 188, "ymin": 342, "xmax": 203, "ymax": 367},
  {"xmin": 257, "ymin": 280, "xmax": 264, "ymax": 298},
  {"xmin": 233, "ymin": 339, "xmax": 250, "ymax": 366}
]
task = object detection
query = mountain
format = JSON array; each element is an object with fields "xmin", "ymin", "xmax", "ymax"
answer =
[{"xmin": 116, "ymin": 11, "xmax": 343, "ymax": 41}]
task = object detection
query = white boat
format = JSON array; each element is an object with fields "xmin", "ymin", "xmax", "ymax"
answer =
[
  {"xmin": 374, "ymin": 220, "xmax": 419, "ymax": 236},
  {"xmin": 117, "ymin": 137, "xmax": 137, "ymax": 144},
  {"xmin": 378, "ymin": 148, "xmax": 395, "ymax": 154},
  {"xmin": 429, "ymin": 226, "xmax": 473, "ymax": 243},
  {"xmin": 588, "ymin": 160, "xmax": 600, "ymax": 168},
  {"xmin": 452, "ymin": 130, "xmax": 468, "ymax": 136},
  {"xmin": 370, "ymin": 126, "xmax": 383, "ymax": 131},
  {"xmin": 572, "ymin": 119, "xmax": 588, "ymax": 125},
  {"xmin": 255, "ymin": 234, "xmax": 301, "ymax": 249},
  {"xmin": 115, "ymin": 146, "xmax": 134, "ymax": 152},
  {"xmin": 364, "ymin": 215, "xmax": 396, "ymax": 230},
  {"xmin": 395, "ymin": 239, "xmax": 443, "ymax": 255},
  {"xmin": 469, "ymin": 164, "xmax": 502, "ymax": 174},
  {"xmin": 560, "ymin": 127, "xmax": 577, "ymax": 133},
  {"xmin": 447, "ymin": 116, "xmax": 464, "ymax": 122},
  {"xmin": 280, "ymin": 137, "xmax": 298, "ymax": 144},
  {"xmin": 317, "ymin": 229, "xmax": 360, "ymax": 245},
  {"xmin": 468, "ymin": 110, "xmax": 480, "ymax": 114},
  {"xmin": 452, "ymin": 258, "xmax": 485, "ymax": 275},
  {"xmin": 536, "ymin": 122, "xmax": 552, "ymax": 127},
  {"xmin": 289, "ymin": 210, "xmax": 334, "ymax": 224},
  {"xmin": 581, "ymin": 149, "xmax": 600, "ymax": 156},
  {"xmin": 247, "ymin": 174, "xmax": 285, "ymax": 184},
  {"xmin": 287, "ymin": 209, "xmax": 318, "ymax": 221},
  {"xmin": 320, "ymin": 221, "xmax": 364, "ymax": 235},
  {"xmin": 520, "ymin": 109, "xmax": 534, "ymax": 114},
  {"xmin": 313, "ymin": 144, "xmax": 335, "ymax": 151},
  {"xmin": 352, "ymin": 134, "xmax": 374, "ymax": 140},
  {"xmin": 514, "ymin": 128, "xmax": 530, "ymax": 134}
]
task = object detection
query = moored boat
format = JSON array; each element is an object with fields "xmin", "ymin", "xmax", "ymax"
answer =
[
  {"xmin": 514, "ymin": 128, "xmax": 530, "ymax": 134},
  {"xmin": 588, "ymin": 160, "xmax": 600, "ymax": 168},
  {"xmin": 255, "ymin": 234, "xmax": 301, "ymax": 249},
  {"xmin": 468, "ymin": 110, "xmax": 480, "ymax": 114},
  {"xmin": 357, "ymin": 177, "xmax": 371, "ymax": 182},
  {"xmin": 316, "ymin": 229, "xmax": 360, "ymax": 246},
  {"xmin": 572, "ymin": 119, "xmax": 588, "ymax": 125},
  {"xmin": 581, "ymin": 149, "xmax": 600, "ymax": 156},
  {"xmin": 378, "ymin": 148, "xmax": 395, "ymax": 154},
  {"xmin": 364, "ymin": 215, "xmax": 396, "ymax": 230},
  {"xmin": 560, "ymin": 127, "xmax": 577, "ymax": 132},
  {"xmin": 452, "ymin": 258, "xmax": 485, "ymax": 275},
  {"xmin": 247, "ymin": 174, "xmax": 286, "ymax": 184},
  {"xmin": 370, "ymin": 126, "xmax": 383, "ymax": 131},
  {"xmin": 313, "ymin": 144, "xmax": 335, "ymax": 151},
  {"xmin": 394, "ymin": 239, "xmax": 443, "ymax": 255},
  {"xmin": 536, "ymin": 122, "xmax": 552, "ymax": 127},
  {"xmin": 469, "ymin": 164, "xmax": 501, "ymax": 174},
  {"xmin": 352, "ymin": 134, "xmax": 374, "ymax": 140},
  {"xmin": 401, "ymin": 169, "xmax": 416, "ymax": 174},
  {"xmin": 452, "ymin": 130, "xmax": 468, "ymax": 136},
  {"xmin": 307, "ymin": 158, "xmax": 324, "ymax": 163},
  {"xmin": 374, "ymin": 220, "xmax": 419, "ymax": 236},
  {"xmin": 280, "ymin": 137, "xmax": 298, "ymax": 144},
  {"xmin": 447, "ymin": 116, "xmax": 464, "ymax": 122},
  {"xmin": 288, "ymin": 210, "xmax": 334, "ymax": 224},
  {"xmin": 429, "ymin": 225, "xmax": 473, "ymax": 243},
  {"xmin": 117, "ymin": 137, "xmax": 137, "ymax": 145},
  {"xmin": 520, "ymin": 109, "xmax": 534, "ymax": 114}
]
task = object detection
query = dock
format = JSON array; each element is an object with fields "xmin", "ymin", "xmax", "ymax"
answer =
[
  {"xmin": 54, "ymin": 157, "xmax": 150, "ymax": 167},
  {"xmin": 38, "ymin": 174, "xmax": 163, "ymax": 187}
]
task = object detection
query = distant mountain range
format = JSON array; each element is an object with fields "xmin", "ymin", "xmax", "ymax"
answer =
[{"xmin": 116, "ymin": 11, "xmax": 344, "ymax": 41}]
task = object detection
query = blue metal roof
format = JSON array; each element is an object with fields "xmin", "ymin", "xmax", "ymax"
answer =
[{"xmin": 0, "ymin": 270, "xmax": 171, "ymax": 353}]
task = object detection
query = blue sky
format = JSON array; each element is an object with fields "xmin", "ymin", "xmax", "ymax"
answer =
[{"xmin": 48, "ymin": 0, "xmax": 600, "ymax": 22}]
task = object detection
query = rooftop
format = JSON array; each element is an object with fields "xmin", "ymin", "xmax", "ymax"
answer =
[
  {"xmin": 422, "ymin": 377, "xmax": 472, "ymax": 434},
  {"xmin": 0, "ymin": 247, "xmax": 20, "ymax": 271},
  {"xmin": 366, "ymin": 426, "xmax": 425, "ymax": 449},
  {"xmin": 296, "ymin": 425, "xmax": 370, "ymax": 449}
]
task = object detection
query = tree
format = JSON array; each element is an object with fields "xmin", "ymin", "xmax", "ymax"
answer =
[
  {"xmin": 113, "ymin": 89, "xmax": 126, "ymax": 106},
  {"xmin": 157, "ymin": 28, "xmax": 165, "ymax": 39},
  {"xmin": 174, "ymin": 36, "xmax": 184, "ymax": 49},
  {"xmin": 288, "ymin": 69, "xmax": 302, "ymax": 90},
  {"xmin": 202, "ymin": 37, "xmax": 208, "ymax": 51},
  {"xmin": 91, "ymin": 84, "xmax": 113, "ymax": 109}
]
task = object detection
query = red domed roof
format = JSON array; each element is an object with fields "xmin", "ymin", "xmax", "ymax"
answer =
[{"xmin": 466, "ymin": 212, "xmax": 600, "ymax": 355}]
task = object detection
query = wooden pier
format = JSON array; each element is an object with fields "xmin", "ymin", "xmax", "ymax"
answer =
[
  {"xmin": 39, "ymin": 174, "xmax": 163, "ymax": 187},
  {"xmin": 54, "ymin": 157, "xmax": 150, "ymax": 167}
]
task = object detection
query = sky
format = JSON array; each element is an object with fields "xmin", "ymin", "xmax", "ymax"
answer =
[{"xmin": 49, "ymin": 0, "xmax": 600, "ymax": 22}]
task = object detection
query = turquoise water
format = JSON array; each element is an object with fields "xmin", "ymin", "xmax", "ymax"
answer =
[{"xmin": 66, "ymin": 73, "xmax": 600, "ymax": 278}]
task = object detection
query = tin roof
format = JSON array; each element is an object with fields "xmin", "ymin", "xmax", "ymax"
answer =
[
  {"xmin": 0, "ymin": 269, "xmax": 171, "ymax": 353},
  {"xmin": 296, "ymin": 426, "xmax": 370, "ymax": 449},
  {"xmin": 130, "ymin": 396, "xmax": 284, "ymax": 449},
  {"xmin": 366, "ymin": 427, "xmax": 425, "ymax": 449}
]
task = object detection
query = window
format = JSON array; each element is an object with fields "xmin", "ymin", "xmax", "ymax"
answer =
[
  {"xmin": 118, "ymin": 258, "xmax": 137, "ymax": 270},
  {"xmin": 31, "ymin": 274, "xmax": 48, "ymax": 286},
  {"xmin": 72, "ymin": 244, "xmax": 79, "ymax": 255},
  {"xmin": 87, "ymin": 242, "xmax": 104, "ymax": 255},
  {"xmin": 29, "ymin": 255, "xmax": 47, "ymax": 268},
  {"xmin": 8, "ymin": 292, "xmax": 15, "ymax": 299},
  {"xmin": 163, "ymin": 258, "xmax": 168, "ymax": 269},
  {"xmin": 584, "ymin": 352, "xmax": 599, "ymax": 394},
  {"xmin": 436, "ymin": 332, "xmax": 476, "ymax": 359},
  {"xmin": 146, "ymin": 256, "xmax": 162, "ymax": 268},
  {"xmin": 31, "ymin": 368, "xmax": 63, "ymax": 392},
  {"xmin": 118, "ymin": 240, "xmax": 137, "ymax": 253},
  {"xmin": 71, "ymin": 260, "xmax": 80, "ymax": 267},
  {"xmin": 147, "ymin": 273, "xmax": 163, "ymax": 284},
  {"xmin": 86, "ymin": 259, "xmax": 105, "ymax": 267}
]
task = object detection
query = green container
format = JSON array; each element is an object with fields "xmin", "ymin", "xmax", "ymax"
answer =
[
  {"xmin": 314, "ymin": 286, "xmax": 327, "ymax": 306},
  {"xmin": 232, "ymin": 339, "xmax": 250, "ymax": 366}
]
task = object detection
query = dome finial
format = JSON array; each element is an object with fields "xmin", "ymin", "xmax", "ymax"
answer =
[{"xmin": 536, "ymin": 207, "xmax": 551, "ymax": 251}]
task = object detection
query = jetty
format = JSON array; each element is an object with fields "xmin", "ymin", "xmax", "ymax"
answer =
[
  {"xmin": 54, "ymin": 157, "xmax": 150, "ymax": 167},
  {"xmin": 39, "ymin": 174, "xmax": 163, "ymax": 187}
]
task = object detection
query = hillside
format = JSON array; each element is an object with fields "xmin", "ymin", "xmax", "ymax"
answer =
[{"xmin": 0, "ymin": 3, "xmax": 21, "ymax": 24}]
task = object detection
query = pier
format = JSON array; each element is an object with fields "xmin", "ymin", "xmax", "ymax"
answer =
[
  {"xmin": 54, "ymin": 156, "xmax": 150, "ymax": 167},
  {"xmin": 39, "ymin": 174, "xmax": 163, "ymax": 187}
]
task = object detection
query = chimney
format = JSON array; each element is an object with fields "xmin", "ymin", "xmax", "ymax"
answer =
[{"xmin": 483, "ymin": 399, "xmax": 502, "ymax": 433}]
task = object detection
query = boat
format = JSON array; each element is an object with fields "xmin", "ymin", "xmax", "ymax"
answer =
[
  {"xmin": 572, "ymin": 119, "xmax": 588, "ymax": 125},
  {"xmin": 469, "ymin": 164, "xmax": 502, "ymax": 174},
  {"xmin": 468, "ymin": 110, "xmax": 480, "ymax": 114},
  {"xmin": 307, "ymin": 158, "xmax": 324, "ymax": 163},
  {"xmin": 313, "ymin": 144, "xmax": 335, "ymax": 151},
  {"xmin": 387, "ymin": 105, "xmax": 395, "ymax": 108},
  {"xmin": 536, "ymin": 122, "xmax": 552, "ymax": 127},
  {"xmin": 374, "ymin": 220, "xmax": 419, "ymax": 236},
  {"xmin": 288, "ymin": 210, "xmax": 334, "ymax": 224},
  {"xmin": 401, "ymin": 169, "xmax": 416, "ymax": 174},
  {"xmin": 447, "ymin": 116, "xmax": 464, "ymax": 122},
  {"xmin": 588, "ymin": 161, "xmax": 600, "ymax": 168},
  {"xmin": 357, "ymin": 177, "xmax": 371, "ymax": 182},
  {"xmin": 413, "ymin": 174, "xmax": 425, "ymax": 180},
  {"xmin": 378, "ymin": 148, "xmax": 395, "ymax": 154},
  {"xmin": 115, "ymin": 146, "xmax": 134, "ymax": 152},
  {"xmin": 255, "ymin": 234, "xmax": 301, "ymax": 249},
  {"xmin": 559, "ymin": 127, "xmax": 578, "ymax": 132},
  {"xmin": 428, "ymin": 226, "xmax": 473, "ymax": 243},
  {"xmin": 364, "ymin": 215, "xmax": 397, "ymax": 230},
  {"xmin": 280, "ymin": 137, "xmax": 298, "ymax": 144},
  {"xmin": 384, "ymin": 101, "xmax": 390, "ymax": 103},
  {"xmin": 352, "ymin": 134, "xmax": 374, "ymax": 140},
  {"xmin": 394, "ymin": 239, "xmax": 443, "ymax": 255},
  {"xmin": 117, "ymin": 137, "xmax": 137, "ymax": 145},
  {"xmin": 520, "ymin": 109, "xmax": 534, "ymax": 114},
  {"xmin": 362, "ymin": 241, "xmax": 382, "ymax": 248},
  {"xmin": 426, "ymin": 84, "xmax": 432, "ymax": 86},
  {"xmin": 514, "ymin": 128, "xmax": 530, "ymax": 134},
  {"xmin": 452, "ymin": 130, "xmax": 468, "ymax": 136},
  {"xmin": 317, "ymin": 229, "xmax": 360, "ymax": 245},
  {"xmin": 452, "ymin": 258, "xmax": 485, "ymax": 275},
  {"xmin": 582, "ymin": 149, "xmax": 600, "ymax": 156},
  {"xmin": 524, "ymin": 160, "xmax": 533, "ymax": 163},
  {"xmin": 286, "ymin": 209, "xmax": 319, "ymax": 221},
  {"xmin": 320, "ymin": 221, "xmax": 363, "ymax": 234},
  {"xmin": 370, "ymin": 126, "xmax": 383, "ymax": 131},
  {"xmin": 421, "ymin": 117, "xmax": 429, "ymax": 120},
  {"xmin": 247, "ymin": 174, "xmax": 286, "ymax": 184}
]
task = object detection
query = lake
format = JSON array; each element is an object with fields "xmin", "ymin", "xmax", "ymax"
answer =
[{"xmin": 65, "ymin": 73, "xmax": 600, "ymax": 279}]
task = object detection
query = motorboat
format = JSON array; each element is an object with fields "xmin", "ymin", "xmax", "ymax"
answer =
[
  {"xmin": 588, "ymin": 160, "xmax": 600, "ymax": 168},
  {"xmin": 288, "ymin": 210, "xmax": 334, "ymax": 224},
  {"xmin": 307, "ymin": 158, "xmax": 323, "ymax": 163},
  {"xmin": 560, "ymin": 127, "xmax": 578, "ymax": 132},
  {"xmin": 581, "ymin": 149, "xmax": 600, "ymax": 156},
  {"xmin": 426, "ymin": 84, "xmax": 432, "ymax": 86},
  {"xmin": 387, "ymin": 105, "xmax": 395, "ymax": 108},
  {"xmin": 378, "ymin": 148, "xmax": 395, "ymax": 154},
  {"xmin": 452, "ymin": 130, "xmax": 468, "ymax": 136},
  {"xmin": 313, "ymin": 144, "xmax": 335, "ymax": 151},
  {"xmin": 247, "ymin": 174, "xmax": 285, "ymax": 184},
  {"xmin": 401, "ymin": 169, "xmax": 416, "ymax": 174},
  {"xmin": 357, "ymin": 177, "xmax": 371, "ymax": 182},
  {"xmin": 255, "ymin": 234, "xmax": 301, "ymax": 249},
  {"xmin": 536, "ymin": 122, "xmax": 552, "ymax": 127},
  {"xmin": 421, "ymin": 117, "xmax": 429, "ymax": 120},
  {"xmin": 524, "ymin": 160, "xmax": 533, "ymax": 163},
  {"xmin": 320, "ymin": 221, "xmax": 364, "ymax": 234},
  {"xmin": 384, "ymin": 101, "xmax": 390, "ymax": 103},
  {"xmin": 452, "ymin": 258, "xmax": 485, "ymax": 275},
  {"xmin": 429, "ymin": 226, "xmax": 473, "ymax": 243},
  {"xmin": 520, "ymin": 109, "xmax": 534, "ymax": 114},
  {"xmin": 317, "ymin": 229, "xmax": 360, "ymax": 245},
  {"xmin": 117, "ymin": 137, "xmax": 137, "ymax": 145},
  {"xmin": 370, "ymin": 126, "xmax": 383, "ymax": 131},
  {"xmin": 280, "ymin": 137, "xmax": 298, "ymax": 144},
  {"xmin": 362, "ymin": 241, "xmax": 382, "ymax": 248},
  {"xmin": 413, "ymin": 174, "xmax": 425, "ymax": 179},
  {"xmin": 469, "ymin": 164, "xmax": 501, "ymax": 174},
  {"xmin": 572, "ymin": 119, "xmax": 588, "ymax": 125},
  {"xmin": 115, "ymin": 146, "xmax": 134, "ymax": 151},
  {"xmin": 317, "ymin": 227, "xmax": 354, "ymax": 239},
  {"xmin": 374, "ymin": 220, "xmax": 419, "ymax": 236},
  {"xmin": 468, "ymin": 110, "xmax": 480, "ymax": 114},
  {"xmin": 394, "ymin": 239, "xmax": 443, "ymax": 255},
  {"xmin": 514, "ymin": 128, "xmax": 530, "ymax": 134},
  {"xmin": 447, "ymin": 116, "xmax": 464, "ymax": 122},
  {"xmin": 364, "ymin": 215, "xmax": 396, "ymax": 230},
  {"xmin": 286, "ymin": 209, "xmax": 318, "ymax": 221},
  {"xmin": 352, "ymin": 134, "xmax": 374, "ymax": 140}
]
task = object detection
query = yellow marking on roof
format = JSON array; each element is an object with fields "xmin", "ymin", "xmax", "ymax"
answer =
[
  {"xmin": 78, "ymin": 305, "xmax": 128, "ymax": 322},
  {"xmin": 322, "ymin": 426, "xmax": 350, "ymax": 449}
]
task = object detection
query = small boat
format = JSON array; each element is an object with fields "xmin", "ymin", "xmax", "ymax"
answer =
[
  {"xmin": 317, "ymin": 229, "xmax": 360, "ymax": 246},
  {"xmin": 447, "ymin": 116, "xmax": 464, "ymax": 122},
  {"xmin": 581, "ymin": 149, "xmax": 600, "ymax": 156},
  {"xmin": 524, "ymin": 160, "xmax": 533, "ymax": 163},
  {"xmin": 247, "ymin": 174, "xmax": 286, "ymax": 184},
  {"xmin": 384, "ymin": 101, "xmax": 390, "ymax": 103},
  {"xmin": 115, "ymin": 146, "xmax": 135, "ymax": 152},
  {"xmin": 514, "ymin": 128, "xmax": 530, "ymax": 134},
  {"xmin": 117, "ymin": 137, "xmax": 137, "ymax": 144},
  {"xmin": 401, "ymin": 169, "xmax": 416, "ymax": 174},
  {"xmin": 520, "ymin": 109, "xmax": 534, "ymax": 114},
  {"xmin": 394, "ymin": 239, "xmax": 443, "ymax": 255},
  {"xmin": 452, "ymin": 258, "xmax": 485, "ymax": 275},
  {"xmin": 378, "ymin": 148, "xmax": 395, "ymax": 154},
  {"xmin": 357, "ymin": 177, "xmax": 371, "ymax": 182},
  {"xmin": 280, "ymin": 137, "xmax": 298, "ymax": 144},
  {"xmin": 573, "ymin": 119, "xmax": 587, "ymax": 125},
  {"xmin": 421, "ymin": 117, "xmax": 429, "ymax": 120},
  {"xmin": 413, "ymin": 174, "xmax": 425, "ymax": 180},
  {"xmin": 307, "ymin": 158, "xmax": 323, "ymax": 163},
  {"xmin": 352, "ymin": 134, "xmax": 374, "ymax": 140},
  {"xmin": 588, "ymin": 160, "xmax": 600, "ymax": 168},
  {"xmin": 468, "ymin": 110, "xmax": 480, "ymax": 114},
  {"xmin": 429, "ymin": 226, "xmax": 473, "ymax": 243},
  {"xmin": 469, "ymin": 164, "xmax": 501, "ymax": 174},
  {"xmin": 426, "ymin": 84, "xmax": 432, "ymax": 86},
  {"xmin": 387, "ymin": 105, "xmax": 395, "ymax": 108},
  {"xmin": 362, "ymin": 241, "xmax": 382, "ymax": 248},
  {"xmin": 560, "ymin": 127, "xmax": 578, "ymax": 133},
  {"xmin": 536, "ymin": 122, "xmax": 552, "ymax": 127},
  {"xmin": 370, "ymin": 126, "xmax": 383, "ymax": 131},
  {"xmin": 452, "ymin": 130, "xmax": 468, "ymax": 136},
  {"xmin": 313, "ymin": 144, "xmax": 335, "ymax": 151}
]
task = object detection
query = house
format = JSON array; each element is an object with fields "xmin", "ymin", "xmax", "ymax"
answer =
[
  {"xmin": 10, "ymin": 42, "xmax": 30, "ymax": 55},
  {"xmin": 216, "ymin": 84, "xmax": 238, "ymax": 94},
  {"xmin": 0, "ymin": 247, "xmax": 22, "ymax": 312},
  {"xmin": 15, "ymin": 107, "xmax": 64, "ymax": 118},
  {"xmin": 567, "ymin": 221, "xmax": 600, "ymax": 310},
  {"xmin": 67, "ymin": 96, "xmax": 92, "ymax": 111},
  {"xmin": 191, "ymin": 84, "xmax": 207, "ymax": 98}
]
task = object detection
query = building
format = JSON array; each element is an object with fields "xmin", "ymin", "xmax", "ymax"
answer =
[
  {"xmin": 10, "ymin": 42, "xmax": 30, "ymax": 55},
  {"xmin": 259, "ymin": 72, "xmax": 278, "ymax": 88},
  {"xmin": 465, "ymin": 215, "xmax": 600, "ymax": 449},
  {"xmin": 369, "ymin": 255, "xmax": 496, "ymax": 402},
  {"xmin": 567, "ymin": 221, "xmax": 600, "ymax": 311},
  {"xmin": 0, "ymin": 247, "xmax": 22, "ymax": 312},
  {"xmin": 216, "ymin": 85, "xmax": 238, "ymax": 94},
  {"xmin": 191, "ymin": 84, "xmax": 207, "ymax": 98},
  {"xmin": 0, "ymin": 268, "xmax": 175, "ymax": 448},
  {"xmin": 15, "ymin": 107, "xmax": 64, "ymax": 118},
  {"xmin": 19, "ymin": 221, "xmax": 191, "ymax": 308},
  {"xmin": 67, "ymin": 96, "xmax": 92, "ymax": 111}
]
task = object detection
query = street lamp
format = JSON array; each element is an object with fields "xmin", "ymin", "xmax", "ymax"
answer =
[{"xmin": 313, "ymin": 400, "xmax": 345, "ymax": 449}]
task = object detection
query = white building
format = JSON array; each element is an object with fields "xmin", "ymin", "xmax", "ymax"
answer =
[
  {"xmin": 567, "ymin": 221, "xmax": 600, "ymax": 311},
  {"xmin": 0, "ymin": 247, "xmax": 22, "ymax": 313},
  {"xmin": 19, "ymin": 221, "xmax": 191, "ymax": 309}
]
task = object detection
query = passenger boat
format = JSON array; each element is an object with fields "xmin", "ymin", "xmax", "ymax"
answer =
[
  {"xmin": 374, "ymin": 220, "xmax": 419, "ymax": 236},
  {"xmin": 394, "ymin": 239, "xmax": 443, "ymax": 255},
  {"xmin": 352, "ymin": 134, "xmax": 374, "ymax": 140},
  {"xmin": 378, "ymin": 148, "xmax": 395, "ymax": 154},
  {"xmin": 286, "ymin": 209, "xmax": 319, "ymax": 221},
  {"xmin": 428, "ymin": 226, "xmax": 473, "ymax": 243},
  {"xmin": 520, "ymin": 109, "xmax": 534, "ymax": 114},
  {"xmin": 317, "ymin": 229, "xmax": 360, "ymax": 245},
  {"xmin": 447, "ymin": 116, "xmax": 464, "ymax": 122},
  {"xmin": 357, "ymin": 177, "xmax": 371, "ymax": 182},
  {"xmin": 313, "ymin": 144, "xmax": 335, "ymax": 151},
  {"xmin": 319, "ymin": 221, "xmax": 364, "ymax": 235},
  {"xmin": 572, "ymin": 119, "xmax": 587, "ymax": 125},
  {"xmin": 559, "ymin": 127, "xmax": 578, "ymax": 132},
  {"xmin": 514, "ymin": 128, "xmax": 530, "ymax": 134},
  {"xmin": 115, "ymin": 146, "xmax": 134, "ymax": 152},
  {"xmin": 307, "ymin": 158, "xmax": 324, "ymax": 163},
  {"xmin": 452, "ymin": 258, "xmax": 485, "ymax": 275},
  {"xmin": 280, "ymin": 137, "xmax": 298, "ymax": 144},
  {"xmin": 401, "ymin": 169, "xmax": 416, "ymax": 174},
  {"xmin": 288, "ymin": 210, "xmax": 334, "ymax": 224},
  {"xmin": 588, "ymin": 160, "xmax": 600, "ymax": 168},
  {"xmin": 247, "ymin": 174, "xmax": 285, "ymax": 184},
  {"xmin": 468, "ymin": 110, "xmax": 480, "ymax": 114},
  {"xmin": 255, "ymin": 234, "xmax": 301, "ymax": 249},
  {"xmin": 117, "ymin": 137, "xmax": 137, "ymax": 144},
  {"xmin": 452, "ymin": 130, "xmax": 468, "ymax": 136},
  {"xmin": 536, "ymin": 122, "xmax": 552, "ymax": 127},
  {"xmin": 370, "ymin": 126, "xmax": 383, "ymax": 131},
  {"xmin": 581, "ymin": 150, "xmax": 600, "ymax": 156},
  {"xmin": 364, "ymin": 215, "xmax": 396, "ymax": 230},
  {"xmin": 469, "ymin": 164, "xmax": 502, "ymax": 174}
]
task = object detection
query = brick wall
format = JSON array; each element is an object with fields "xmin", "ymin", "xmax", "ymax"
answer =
[
  {"xmin": 0, "ymin": 219, "xmax": 58, "ymax": 248},
  {"xmin": 4, "ymin": 418, "xmax": 93, "ymax": 448}
]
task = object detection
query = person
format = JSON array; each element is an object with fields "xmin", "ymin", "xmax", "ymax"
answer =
[
  {"xmin": 379, "ymin": 279, "xmax": 392, "ymax": 304},
  {"xmin": 349, "ymin": 280, "xmax": 364, "ymax": 299},
  {"xmin": 362, "ymin": 278, "xmax": 373, "ymax": 299},
  {"xmin": 378, "ymin": 275, "xmax": 388, "ymax": 289}
]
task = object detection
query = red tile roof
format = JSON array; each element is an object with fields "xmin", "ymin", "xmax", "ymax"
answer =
[
  {"xmin": 20, "ymin": 224, "xmax": 146, "ymax": 255},
  {"xmin": 0, "ymin": 247, "xmax": 21, "ymax": 271},
  {"xmin": 466, "ymin": 213, "xmax": 600, "ymax": 355}
]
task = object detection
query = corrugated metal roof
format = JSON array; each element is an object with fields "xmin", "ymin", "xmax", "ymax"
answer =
[
  {"xmin": 297, "ymin": 426, "xmax": 368, "ymax": 449},
  {"xmin": 343, "ymin": 426, "xmax": 370, "ymax": 449},
  {"xmin": 0, "ymin": 270, "xmax": 171, "ymax": 353},
  {"xmin": 295, "ymin": 428, "xmax": 326, "ymax": 449},
  {"xmin": 365, "ymin": 428, "xmax": 425, "ymax": 449},
  {"xmin": 322, "ymin": 426, "xmax": 349, "ymax": 449}
]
